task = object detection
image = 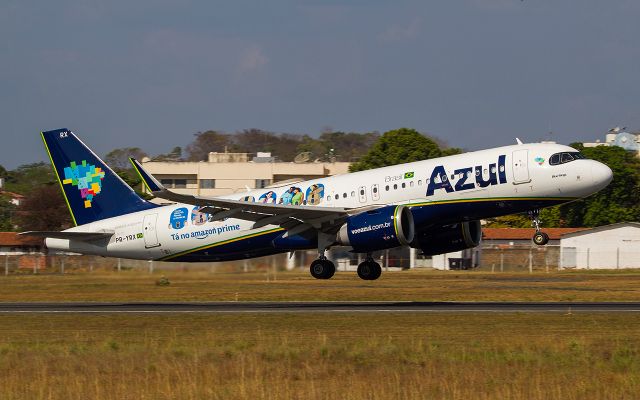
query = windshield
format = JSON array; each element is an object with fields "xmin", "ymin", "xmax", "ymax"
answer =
[{"xmin": 549, "ymin": 152, "xmax": 586, "ymax": 166}]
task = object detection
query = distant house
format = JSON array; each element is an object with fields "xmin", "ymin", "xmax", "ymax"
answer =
[
  {"xmin": 0, "ymin": 232, "xmax": 44, "ymax": 255},
  {"xmin": 560, "ymin": 222, "xmax": 640, "ymax": 269},
  {"xmin": 0, "ymin": 232, "xmax": 46, "ymax": 270},
  {"xmin": 0, "ymin": 191, "xmax": 24, "ymax": 206},
  {"xmin": 476, "ymin": 227, "xmax": 587, "ymax": 271},
  {"xmin": 482, "ymin": 228, "xmax": 587, "ymax": 247}
]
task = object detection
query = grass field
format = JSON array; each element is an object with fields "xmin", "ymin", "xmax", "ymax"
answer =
[
  {"xmin": 1, "ymin": 268, "xmax": 640, "ymax": 302},
  {"xmin": 1, "ymin": 270, "xmax": 640, "ymax": 399},
  {"xmin": 0, "ymin": 313, "xmax": 639, "ymax": 399}
]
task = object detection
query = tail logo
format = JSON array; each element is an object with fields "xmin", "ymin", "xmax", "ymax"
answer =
[{"xmin": 62, "ymin": 160, "xmax": 106, "ymax": 208}]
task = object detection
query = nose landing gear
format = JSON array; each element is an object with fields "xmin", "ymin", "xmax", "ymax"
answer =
[{"xmin": 528, "ymin": 209, "xmax": 549, "ymax": 246}]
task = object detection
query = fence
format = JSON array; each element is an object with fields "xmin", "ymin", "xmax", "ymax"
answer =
[{"xmin": 1, "ymin": 245, "xmax": 639, "ymax": 276}]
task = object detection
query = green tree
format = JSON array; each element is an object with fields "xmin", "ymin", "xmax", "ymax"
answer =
[
  {"xmin": 3, "ymin": 163, "xmax": 56, "ymax": 194},
  {"xmin": 349, "ymin": 128, "xmax": 462, "ymax": 172},
  {"xmin": 0, "ymin": 195, "xmax": 16, "ymax": 231}
]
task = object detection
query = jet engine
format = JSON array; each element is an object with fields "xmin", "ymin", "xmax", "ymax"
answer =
[
  {"xmin": 411, "ymin": 220, "xmax": 482, "ymax": 256},
  {"xmin": 336, "ymin": 205, "xmax": 414, "ymax": 252}
]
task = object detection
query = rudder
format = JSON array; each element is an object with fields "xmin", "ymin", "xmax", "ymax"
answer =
[{"xmin": 42, "ymin": 128, "xmax": 157, "ymax": 226}]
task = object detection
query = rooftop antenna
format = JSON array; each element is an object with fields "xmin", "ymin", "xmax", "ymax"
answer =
[{"xmin": 516, "ymin": 138, "xmax": 524, "ymax": 145}]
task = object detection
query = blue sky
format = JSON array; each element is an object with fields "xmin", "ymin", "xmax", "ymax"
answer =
[{"xmin": 1, "ymin": 0, "xmax": 639, "ymax": 168}]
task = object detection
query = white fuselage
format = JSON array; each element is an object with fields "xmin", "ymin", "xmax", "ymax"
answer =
[{"xmin": 46, "ymin": 143, "xmax": 612, "ymax": 261}]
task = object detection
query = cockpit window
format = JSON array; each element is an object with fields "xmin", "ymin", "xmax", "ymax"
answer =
[
  {"xmin": 549, "ymin": 152, "xmax": 586, "ymax": 166},
  {"xmin": 561, "ymin": 153, "xmax": 574, "ymax": 163}
]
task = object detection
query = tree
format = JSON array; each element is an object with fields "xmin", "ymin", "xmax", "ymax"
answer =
[
  {"xmin": 3, "ymin": 163, "xmax": 56, "ymax": 194},
  {"xmin": 186, "ymin": 131, "xmax": 234, "ymax": 161},
  {"xmin": 0, "ymin": 195, "xmax": 16, "ymax": 231},
  {"xmin": 104, "ymin": 147, "xmax": 147, "ymax": 170},
  {"xmin": 318, "ymin": 131, "xmax": 380, "ymax": 162},
  {"xmin": 153, "ymin": 146, "xmax": 182, "ymax": 161},
  {"xmin": 15, "ymin": 184, "xmax": 72, "ymax": 231},
  {"xmin": 349, "ymin": 128, "xmax": 462, "ymax": 172}
]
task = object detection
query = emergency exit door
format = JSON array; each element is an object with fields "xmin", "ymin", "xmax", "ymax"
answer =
[{"xmin": 511, "ymin": 150, "xmax": 530, "ymax": 184}]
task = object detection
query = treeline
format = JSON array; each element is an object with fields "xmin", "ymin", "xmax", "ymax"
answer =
[{"xmin": 184, "ymin": 129, "xmax": 382, "ymax": 162}]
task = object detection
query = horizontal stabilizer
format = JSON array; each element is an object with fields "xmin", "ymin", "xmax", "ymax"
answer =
[
  {"xmin": 20, "ymin": 230, "xmax": 115, "ymax": 241},
  {"xmin": 129, "ymin": 158, "xmax": 164, "ymax": 192}
]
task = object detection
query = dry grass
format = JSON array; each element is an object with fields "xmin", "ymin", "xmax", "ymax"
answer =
[
  {"xmin": 0, "ymin": 313, "xmax": 639, "ymax": 399},
  {"xmin": 1, "ymin": 269, "xmax": 640, "ymax": 302}
]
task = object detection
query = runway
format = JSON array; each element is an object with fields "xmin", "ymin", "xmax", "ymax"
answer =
[{"xmin": 1, "ymin": 301, "xmax": 640, "ymax": 313}]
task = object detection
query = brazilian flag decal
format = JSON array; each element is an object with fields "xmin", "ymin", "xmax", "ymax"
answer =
[{"xmin": 404, "ymin": 171, "xmax": 414, "ymax": 179}]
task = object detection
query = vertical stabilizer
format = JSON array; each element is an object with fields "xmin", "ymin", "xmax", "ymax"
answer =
[{"xmin": 41, "ymin": 128, "xmax": 156, "ymax": 226}]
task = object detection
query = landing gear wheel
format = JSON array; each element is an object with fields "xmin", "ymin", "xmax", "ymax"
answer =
[
  {"xmin": 528, "ymin": 209, "xmax": 549, "ymax": 246},
  {"xmin": 357, "ymin": 261, "xmax": 382, "ymax": 280},
  {"xmin": 533, "ymin": 231, "xmax": 549, "ymax": 246},
  {"xmin": 310, "ymin": 259, "xmax": 335, "ymax": 279}
]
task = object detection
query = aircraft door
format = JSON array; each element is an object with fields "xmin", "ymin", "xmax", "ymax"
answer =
[
  {"xmin": 511, "ymin": 150, "xmax": 531, "ymax": 184},
  {"xmin": 358, "ymin": 186, "xmax": 367, "ymax": 203},
  {"xmin": 142, "ymin": 214, "xmax": 160, "ymax": 248},
  {"xmin": 371, "ymin": 184, "xmax": 380, "ymax": 201}
]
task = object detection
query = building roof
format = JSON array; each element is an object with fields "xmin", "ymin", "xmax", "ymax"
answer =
[
  {"xmin": 482, "ymin": 227, "xmax": 587, "ymax": 240},
  {"xmin": 0, "ymin": 232, "xmax": 43, "ymax": 247},
  {"xmin": 0, "ymin": 191, "xmax": 25, "ymax": 199},
  {"xmin": 559, "ymin": 222, "xmax": 640, "ymax": 239}
]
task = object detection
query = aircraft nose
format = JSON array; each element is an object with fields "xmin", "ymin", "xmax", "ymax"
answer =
[{"xmin": 591, "ymin": 161, "xmax": 613, "ymax": 191}]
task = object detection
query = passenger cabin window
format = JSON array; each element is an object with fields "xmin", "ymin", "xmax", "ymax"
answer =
[
  {"xmin": 549, "ymin": 152, "xmax": 586, "ymax": 166},
  {"xmin": 385, "ymin": 185, "xmax": 390, "ymax": 191}
]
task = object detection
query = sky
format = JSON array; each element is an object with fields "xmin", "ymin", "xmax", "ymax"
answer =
[{"xmin": 1, "ymin": 0, "xmax": 639, "ymax": 169}]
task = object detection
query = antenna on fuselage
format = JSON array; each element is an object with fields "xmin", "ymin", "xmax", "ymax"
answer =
[{"xmin": 515, "ymin": 138, "xmax": 524, "ymax": 145}]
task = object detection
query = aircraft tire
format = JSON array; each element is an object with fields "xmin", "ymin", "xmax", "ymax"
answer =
[
  {"xmin": 357, "ymin": 261, "xmax": 382, "ymax": 280},
  {"xmin": 533, "ymin": 232, "xmax": 549, "ymax": 246},
  {"xmin": 310, "ymin": 259, "xmax": 335, "ymax": 279}
]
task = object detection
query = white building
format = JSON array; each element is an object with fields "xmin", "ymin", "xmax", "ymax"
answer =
[
  {"xmin": 560, "ymin": 222, "xmax": 640, "ymax": 269},
  {"xmin": 140, "ymin": 152, "xmax": 351, "ymax": 197},
  {"xmin": 583, "ymin": 127, "xmax": 640, "ymax": 157}
]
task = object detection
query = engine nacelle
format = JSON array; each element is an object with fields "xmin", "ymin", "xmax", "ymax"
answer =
[
  {"xmin": 336, "ymin": 205, "xmax": 414, "ymax": 252},
  {"xmin": 411, "ymin": 220, "xmax": 482, "ymax": 256}
]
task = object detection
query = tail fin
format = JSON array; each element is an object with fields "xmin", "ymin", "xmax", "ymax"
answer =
[{"xmin": 42, "ymin": 128, "xmax": 157, "ymax": 226}]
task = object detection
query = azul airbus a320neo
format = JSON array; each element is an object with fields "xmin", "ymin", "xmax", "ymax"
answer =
[{"xmin": 22, "ymin": 129, "xmax": 612, "ymax": 280}]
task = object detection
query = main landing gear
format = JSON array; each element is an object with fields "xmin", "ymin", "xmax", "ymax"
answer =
[
  {"xmin": 309, "ymin": 257, "xmax": 335, "ymax": 280},
  {"xmin": 308, "ymin": 233, "xmax": 382, "ymax": 280},
  {"xmin": 357, "ymin": 256, "xmax": 382, "ymax": 281},
  {"xmin": 528, "ymin": 209, "xmax": 549, "ymax": 246},
  {"xmin": 310, "ymin": 232, "xmax": 336, "ymax": 280}
]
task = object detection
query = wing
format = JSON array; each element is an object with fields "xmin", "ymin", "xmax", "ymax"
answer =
[
  {"xmin": 20, "ymin": 230, "xmax": 115, "ymax": 241},
  {"xmin": 130, "ymin": 158, "xmax": 369, "ymax": 235}
]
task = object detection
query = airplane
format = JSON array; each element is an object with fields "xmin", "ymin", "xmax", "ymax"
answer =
[{"xmin": 22, "ymin": 128, "xmax": 613, "ymax": 280}]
